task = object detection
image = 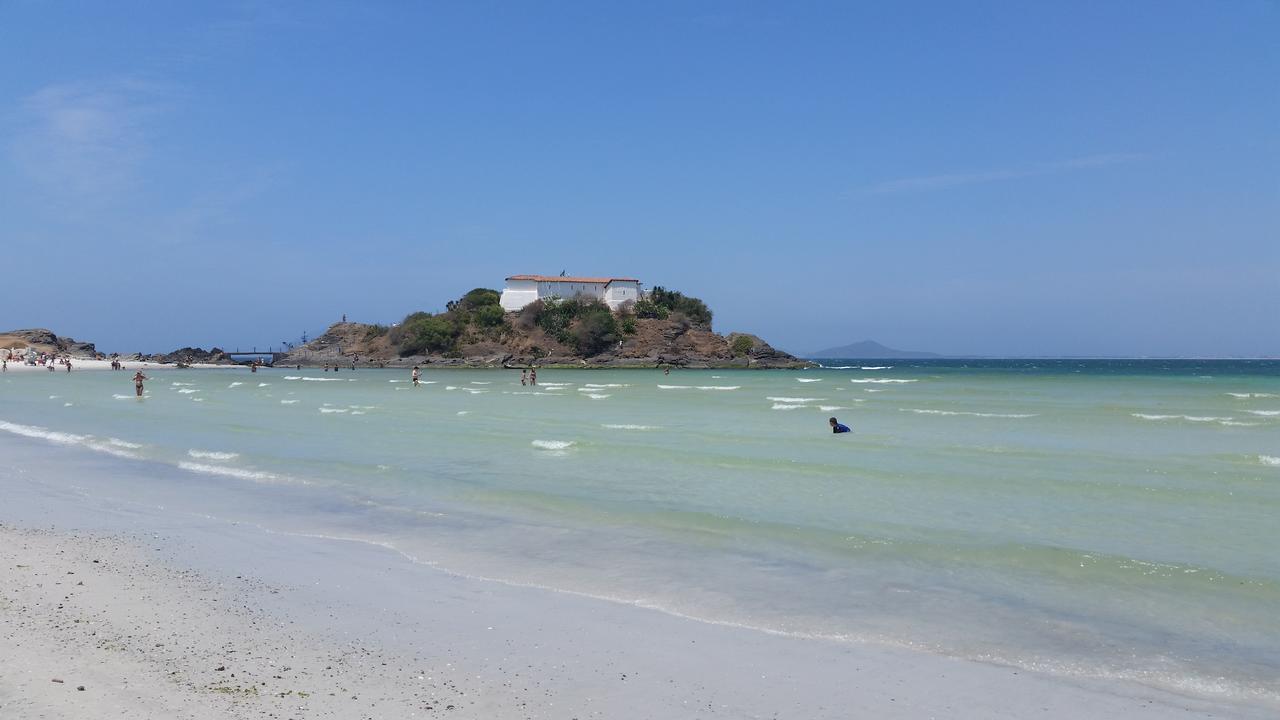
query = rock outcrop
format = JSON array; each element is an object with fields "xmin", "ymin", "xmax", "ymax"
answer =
[
  {"xmin": 278, "ymin": 317, "xmax": 811, "ymax": 369},
  {"xmin": 0, "ymin": 329, "xmax": 97, "ymax": 358}
]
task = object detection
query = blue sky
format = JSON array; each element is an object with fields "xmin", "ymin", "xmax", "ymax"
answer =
[{"xmin": 2, "ymin": 1, "xmax": 1276, "ymax": 356}]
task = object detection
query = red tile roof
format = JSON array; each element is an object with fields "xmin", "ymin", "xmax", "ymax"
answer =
[{"xmin": 506, "ymin": 275, "xmax": 640, "ymax": 284}]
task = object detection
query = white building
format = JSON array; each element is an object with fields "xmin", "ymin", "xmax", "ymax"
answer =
[{"xmin": 499, "ymin": 275, "xmax": 642, "ymax": 312}]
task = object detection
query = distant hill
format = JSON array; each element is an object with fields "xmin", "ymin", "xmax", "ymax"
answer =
[{"xmin": 807, "ymin": 340, "xmax": 941, "ymax": 359}]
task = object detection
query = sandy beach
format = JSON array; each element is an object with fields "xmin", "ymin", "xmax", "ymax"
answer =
[{"xmin": 2, "ymin": 424, "xmax": 1272, "ymax": 720}]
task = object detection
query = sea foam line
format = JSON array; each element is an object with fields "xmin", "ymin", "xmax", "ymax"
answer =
[
  {"xmin": 177, "ymin": 461, "xmax": 281, "ymax": 483},
  {"xmin": 768, "ymin": 397, "xmax": 825, "ymax": 402},
  {"xmin": 1260, "ymin": 455, "xmax": 1280, "ymax": 467},
  {"xmin": 187, "ymin": 449, "xmax": 239, "ymax": 461},
  {"xmin": 602, "ymin": 424, "xmax": 660, "ymax": 431},
  {"xmin": 901, "ymin": 408, "xmax": 1037, "ymax": 418},
  {"xmin": 531, "ymin": 440, "xmax": 575, "ymax": 451},
  {"xmin": 851, "ymin": 378, "xmax": 917, "ymax": 384}
]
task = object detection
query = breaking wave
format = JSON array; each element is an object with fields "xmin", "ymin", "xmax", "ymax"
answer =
[
  {"xmin": 187, "ymin": 449, "xmax": 239, "ymax": 461},
  {"xmin": 901, "ymin": 408, "xmax": 1037, "ymax": 418}
]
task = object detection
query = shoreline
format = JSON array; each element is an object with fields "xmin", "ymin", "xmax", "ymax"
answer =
[{"xmin": 2, "ymin": 434, "xmax": 1273, "ymax": 719}]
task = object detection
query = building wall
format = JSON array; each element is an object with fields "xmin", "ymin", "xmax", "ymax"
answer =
[
  {"xmin": 499, "ymin": 279, "xmax": 539, "ymax": 311},
  {"xmin": 500, "ymin": 278, "xmax": 641, "ymax": 312}
]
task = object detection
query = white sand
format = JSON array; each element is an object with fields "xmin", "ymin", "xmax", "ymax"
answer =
[{"xmin": 1, "ymin": 436, "xmax": 1273, "ymax": 719}]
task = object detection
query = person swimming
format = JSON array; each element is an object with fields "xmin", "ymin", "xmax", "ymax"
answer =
[{"xmin": 829, "ymin": 417, "xmax": 851, "ymax": 434}]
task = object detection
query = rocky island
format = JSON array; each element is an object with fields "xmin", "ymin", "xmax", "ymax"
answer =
[{"xmin": 279, "ymin": 287, "xmax": 810, "ymax": 369}]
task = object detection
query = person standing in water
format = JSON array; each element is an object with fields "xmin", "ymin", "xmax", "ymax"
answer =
[
  {"xmin": 412, "ymin": 366, "xmax": 420, "ymax": 387},
  {"xmin": 521, "ymin": 368, "xmax": 527, "ymax": 386},
  {"xmin": 133, "ymin": 371, "xmax": 148, "ymax": 397},
  {"xmin": 530, "ymin": 367, "xmax": 537, "ymax": 386},
  {"xmin": 829, "ymin": 417, "xmax": 851, "ymax": 434}
]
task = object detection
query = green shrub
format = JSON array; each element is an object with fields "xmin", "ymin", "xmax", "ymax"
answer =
[
  {"xmin": 398, "ymin": 313, "xmax": 461, "ymax": 355},
  {"xmin": 648, "ymin": 286, "xmax": 712, "ymax": 326},
  {"xmin": 364, "ymin": 324, "xmax": 390, "ymax": 341},
  {"xmin": 472, "ymin": 303, "xmax": 506, "ymax": 328},
  {"xmin": 634, "ymin": 298, "xmax": 669, "ymax": 320},
  {"xmin": 620, "ymin": 316, "xmax": 637, "ymax": 335},
  {"xmin": 572, "ymin": 303, "xmax": 619, "ymax": 355},
  {"xmin": 460, "ymin": 288, "xmax": 501, "ymax": 310},
  {"xmin": 731, "ymin": 335, "xmax": 754, "ymax": 357}
]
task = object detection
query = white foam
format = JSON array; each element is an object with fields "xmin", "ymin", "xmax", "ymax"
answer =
[
  {"xmin": 280, "ymin": 399, "xmax": 299, "ymax": 404},
  {"xmin": 1247, "ymin": 410, "xmax": 1280, "ymax": 416},
  {"xmin": 585, "ymin": 383, "xmax": 629, "ymax": 388},
  {"xmin": 864, "ymin": 389, "xmax": 886, "ymax": 393},
  {"xmin": 532, "ymin": 440, "xmax": 575, "ymax": 451},
  {"xmin": 1227, "ymin": 392, "xmax": 1277, "ymax": 398},
  {"xmin": 584, "ymin": 393, "xmax": 611, "ymax": 399},
  {"xmin": 300, "ymin": 377, "xmax": 344, "ymax": 382},
  {"xmin": 1219, "ymin": 421, "xmax": 1261, "ymax": 427},
  {"xmin": 192, "ymin": 397, "xmax": 205, "ymax": 402},
  {"xmin": 178, "ymin": 461, "xmax": 279, "ymax": 482},
  {"xmin": 851, "ymin": 378, "xmax": 916, "ymax": 384},
  {"xmin": 1260, "ymin": 455, "xmax": 1280, "ymax": 467},
  {"xmin": 109, "ymin": 438, "xmax": 143, "ymax": 449},
  {"xmin": 456, "ymin": 411, "xmax": 470, "ymax": 415},
  {"xmin": 48, "ymin": 395, "xmax": 59, "ymax": 399},
  {"xmin": 768, "ymin": 397, "xmax": 825, "ymax": 402},
  {"xmin": 63, "ymin": 402, "xmax": 73, "ymax": 407},
  {"xmin": 351, "ymin": 410, "xmax": 367, "ymax": 415},
  {"xmin": 171, "ymin": 381, "xmax": 195, "ymax": 386},
  {"xmin": 860, "ymin": 366, "xmax": 893, "ymax": 370},
  {"xmin": 771, "ymin": 403, "xmax": 808, "ymax": 410},
  {"xmin": 818, "ymin": 406, "xmax": 847, "ymax": 412},
  {"xmin": 602, "ymin": 424, "xmax": 660, "ymax": 431},
  {"xmin": 112, "ymin": 394, "xmax": 136, "ymax": 400},
  {"xmin": 187, "ymin": 449, "xmax": 239, "ymax": 461},
  {"xmin": 319, "ymin": 407, "xmax": 349, "ymax": 414},
  {"xmin": 1131, "ymin": 414, "xmax": 1234, "ymax": 423},
  {"xmin": 0, "ymin": 421, "xmax": 141, "ymax": 460},
  {"xmin": 901, "ymin": 408, "xmax": 1037, "ymax": 418},
  {"xmin": 657, "ymin": 384, "xmax": 692, "ymax": 389},
  {"xmin": 228, "ymin": 382, "xmax": 244, "ymax": 388},
  {"xmin": 796, "ymin": 378, "xmax": 822, "ymax": 383},
  {"xmin": 539, "ymin": 382, "xmax": 573, "ymax": 387},
  {"xmin": 284, "ymin": 376, "xmax": 302, "ymax": 380},
  {"xmin": 257, "ymin": 382, "xmax": 270, "ymax": 387},
  {"xmin": 177, "ymin": 388, "xmax": 200, "ymax": 394},
  {"xmin": 696, "ymin": 385, "xmax": 740, "ymax": 391},
  {"xmin": 470, "ymin": 381, "xmax": 492, "ymax": 385}
]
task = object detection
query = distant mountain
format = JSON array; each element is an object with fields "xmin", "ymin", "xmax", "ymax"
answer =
[{"xmin": 807, "ymin": 340, "xmax": 941, "ymax": 359}]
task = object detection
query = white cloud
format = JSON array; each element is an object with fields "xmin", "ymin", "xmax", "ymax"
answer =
[{"xmin": 7, "ymin": 78, "xmax": 171, "ymax": 207}]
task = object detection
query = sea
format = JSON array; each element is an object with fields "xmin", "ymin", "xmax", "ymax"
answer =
[{"xmin": 3, "ymin": 359, "xmax": 1278, "ymax": 708}]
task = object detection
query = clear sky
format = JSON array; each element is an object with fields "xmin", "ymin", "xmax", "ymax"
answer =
[{"xmin": 2, "ymin": 1, "xmax": 1276, "ymax": 356}]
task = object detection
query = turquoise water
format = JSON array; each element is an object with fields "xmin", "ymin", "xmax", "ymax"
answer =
[{"xmin": 3, "ymin": 360, "xmax": 1279, "ymax": 706}]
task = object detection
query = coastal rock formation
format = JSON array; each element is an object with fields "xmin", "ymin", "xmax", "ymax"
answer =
[
  {"xmin": 280, "ymin": 318, "xmax": 810, "ymax": 369},
  {"xmin": 0, "ymin": 328, "xmax": 97, "ymax": 358},
  {"xmin": 145, "ymin": 347, "xmax": 235, "ymax": 365}
]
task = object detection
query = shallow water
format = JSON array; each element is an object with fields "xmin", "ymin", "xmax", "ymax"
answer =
[{"xmin": 3, "ymin": 360, "xmax": 1279, "ymax": 707}]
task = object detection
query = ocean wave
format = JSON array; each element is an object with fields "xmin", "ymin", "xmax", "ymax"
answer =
[
  {"xmin": 188, "ymin": 449, "xmax": 239, "ymax": 461},
  {"xmin": 351, "ymin": 411, "xmax": 367, "ymax": 415},
  {"xmin": 228, "ymin": 382, "xmax": 243, "ymax": 388},
  {"xmin": 602, "ymin": 424, "xmax": 660, "ymax": 431},
  {"xmin": 539, "ymin": 382, "xmax": 572, "ymax": 387},
  {"xmin": 696, "ymin": 385, "xmax": 740, "ymax": 391},
  {"xmin": 771, "ymin": 403, "xmax": 808, "ymax": 410},
  {"xmin": 257, "ymin": 382, "xmax": 270, "ymax": 387},
  {"xmin": 1131, "ymin": 414, "xmax": 1233, "ymax": 423},
  {"xmin": 1246, "ymin": 410, "xmax": 1280, "ymax": 416},
  {"xmin": 63, "ymin": 402, "xmax": 73, "ymax": 407},
  {"xmin": 818, "ymin": 365, "xmax": 858, "ymax": 369},
  {"xmin": 1219, "ymin": 421, "xmax": 1261, "ymax": 427},
  {"xmin": 319, "ymin": 408, "xmax": 349, "ymax": 414},
  {"xmin": 1260, "ymin": 455, "xmax": 1280, "ymax": 467},
  {"xmin": 902, "ymin": 408, "xmax": 1037, "ymax": 418},
  {"xmin": 192, "ymin": 397, "xmax": 205, "ymax": 402},
  {"xmin": 860, "ymin": 366, "xmax": 893, "ymax": 370},
  {"xmin": 470, "ymin": 381, "xmax": 491, "ymax": 385},
  {"xmin": 851, "ymin": 378, "xmax": 916, "ymax": 384},
  {"xmin": 818, "ymin": 406, "xmax": 847, "ymax": 412},
  {"xmin": 0, "ymin": 421, "xmax": 140, "ymax": 460},
  {"xmin": 177, "ymin": 388, "xmax": 200, "ymax": 394},
  {"xmin": 292, "ymin": 377, "xmax": 344, "ymax": 382},
  {"xmin": 531, "ymin": 440, "xmax": 575, "ymax": 451},
  {"xmin": 170, "ymin": 381, "xmax": 194, "ymax": 386},
  {"xmin": 864, "ymin": 389, "xmax": 886, "ymax": 393},
  {"xmin": 510, "ymin": 391, "xmax": 563, "ymax": 396},
  {"xmin": 657, "ymin": 384, "xmax": 692, "ymax": 389},
  {"xmin": 456, "ymin": 411, "xmax": 469, "ymax": 415},
  {"xmin": 177, "ymin": 461, "xmax": 279, "ymax": 483},
  {"xmin": 585, "ymin": 383, "xmax": 629, "ymax": 388},
  {"xmin": 1226, "ymin": 392, "xmax": 1278, "ymax": 398},
  {"xmin": 280, "ymin": 399, "xmax": 299, "ymax": 404},
  {"xmin": 767, "ymin": 397, "xmax": 825, "ymax": 402},
  {"xmin": 796, "ymin": 378, "xmax": 822, "ymax": 383},
  {"xmin": 108, "ymin": 438, "xmax": 143, "ymax": 449},
  {"xmin": 112, "ymin": 393, "xmax": 137, "ymax": 399},
  {"xmin": 584, "ymin": 393, "xmax": 611, "ymax": 399}
]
